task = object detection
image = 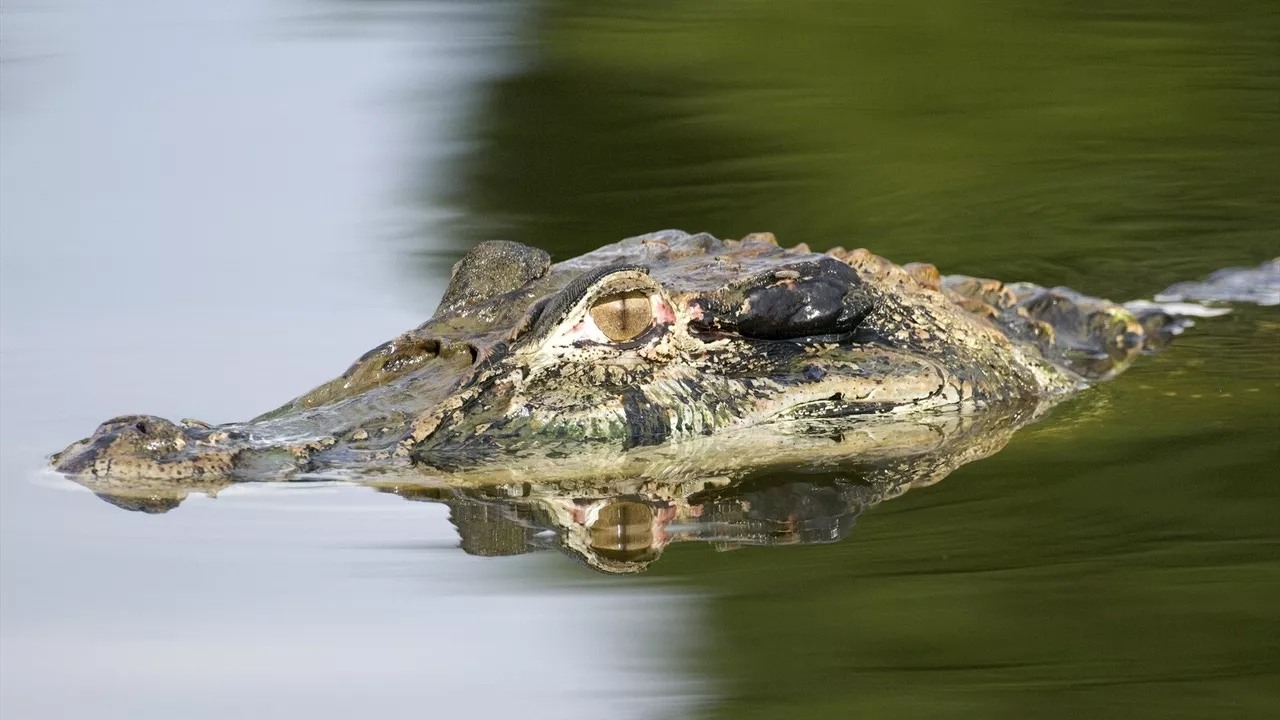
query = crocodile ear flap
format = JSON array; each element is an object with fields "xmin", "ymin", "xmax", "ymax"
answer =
[{"xmin": 436, "ymin": 241, "xmax": 552, "ymax": 317}]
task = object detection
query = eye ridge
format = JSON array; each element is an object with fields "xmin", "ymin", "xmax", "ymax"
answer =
[{"xmin": 590, "ymin": 290, "xmax": 654, "ymax": 343}]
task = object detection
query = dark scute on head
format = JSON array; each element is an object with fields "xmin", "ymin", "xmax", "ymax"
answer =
[
  {"xmin": 515, "ymin": 263, "xmax": 649, "ymax": 349},
  {"xmin": 738, "ymin": 276, "xmax": 849, "ymax": 338},
  {"xmin": 437, "ymin": 241, "xmax": 552, "ymax": 316},
  {"xmin": 694, "ymin": 258, "xmax": 874, "ymax": 340}
]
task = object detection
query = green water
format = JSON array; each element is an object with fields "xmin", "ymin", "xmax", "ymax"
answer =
[{"xmin": 445, "ymin": 1, "xmax": 1280, "ymax": 716}]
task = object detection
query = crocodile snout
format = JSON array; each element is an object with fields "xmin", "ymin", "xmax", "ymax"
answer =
[{"xmin": 51, "ymin": 414, "xmax": 199, "ymax": 477}]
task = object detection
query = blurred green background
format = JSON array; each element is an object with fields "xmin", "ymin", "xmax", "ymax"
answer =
[
  {"xmin": 446, "ymin": 1, "xmax": 1280, "ymax": 717},
  {"xmin": 447, "ymin": 0, "xmax": 1278, "ymax": 297}
]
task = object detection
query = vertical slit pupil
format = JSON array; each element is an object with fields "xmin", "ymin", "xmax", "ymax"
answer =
[{"xmin": 590, "ymin": 290, "xmax": 654, "ymax": 342}]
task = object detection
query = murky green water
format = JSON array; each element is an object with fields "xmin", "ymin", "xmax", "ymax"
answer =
[
  {"xmin": 447, "ymin": 5, "xmax": 1280, "ymax": 712},
  {"xmin": 2, "ymin": 0, "xmax": 1277, "ymax": 717}
]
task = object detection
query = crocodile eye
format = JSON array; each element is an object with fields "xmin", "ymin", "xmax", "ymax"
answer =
[
  {"xmin": 589, "ymin": 501, "xmax": 656, "ymax": 553},
  {"xmin": 589, "ymin": 290, "xmax": 653, "ymax": 342}
]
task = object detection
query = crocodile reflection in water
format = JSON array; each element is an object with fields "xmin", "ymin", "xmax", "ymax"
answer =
[
  {"xmin": 48, "ymin": 230, "xmax": 1276, "ymax": 571},
  {"xmin": 70, "ymin": 401, "xmax": 1036, "ymax": 573},
  {"xmin": 388, "ymin": 404, "xmax": 1036, "ymax": 573}
]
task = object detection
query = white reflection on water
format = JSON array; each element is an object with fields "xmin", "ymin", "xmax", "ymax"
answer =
[{"xmin": 0, "ymin": 1, "xmax": 706, "ymax": 717}]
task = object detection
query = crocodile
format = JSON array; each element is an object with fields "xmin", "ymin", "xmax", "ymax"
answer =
[
  {"xmin": 49, "ymin": 229, "xmax": 1276, "ymax": 571},
  {"xmin": 50, "ymin": 229, "xmax": 1276, "ymax": 485},
  {"xmin": 50, "ymin": 230, "xmax": 1275, "ymax": 482}
]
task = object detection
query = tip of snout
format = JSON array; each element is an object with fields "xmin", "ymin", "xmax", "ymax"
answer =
[{"xmin": 49, "ymin": 414, "xmax": 186, "ymax": 476}]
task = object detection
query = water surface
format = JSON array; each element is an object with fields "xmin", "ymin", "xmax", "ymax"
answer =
[{"xmin": 2, "ymin": 0, "xmax": 1278, "ymax": 718}]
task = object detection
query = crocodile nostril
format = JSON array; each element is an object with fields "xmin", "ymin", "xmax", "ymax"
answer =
[{"xmin": 134, "ymin": 421, "xmax": 149, "ymax": 434}]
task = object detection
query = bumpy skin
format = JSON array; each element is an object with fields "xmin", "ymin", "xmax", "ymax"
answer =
[{"xmin": 48, "ymin": 230, "xmax": 1242, "ymax": 484}]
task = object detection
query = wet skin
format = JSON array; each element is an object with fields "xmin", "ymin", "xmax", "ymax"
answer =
[{"xmin": 50, "ymin": 230, "xmax": 1276, "ymax": 487}]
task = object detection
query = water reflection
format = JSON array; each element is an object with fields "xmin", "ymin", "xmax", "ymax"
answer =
[{"xmin": 68, "ymin": 403, "xmax": 1042, "ymax": 573}]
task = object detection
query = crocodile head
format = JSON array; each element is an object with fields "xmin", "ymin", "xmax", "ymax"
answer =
[{"xmin": 52, "ymin": 230, "xmax": 1072, "ymax": 482}]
